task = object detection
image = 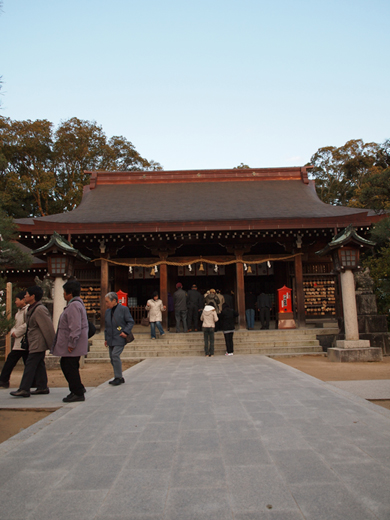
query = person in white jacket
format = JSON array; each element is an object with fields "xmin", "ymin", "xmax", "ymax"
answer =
[
  {"xmin": 0, "ymin": 291, "xmax": 28, "ymax": 388},
  {"xmin": 200, "ymin": 304, "xmax": 218, "ymax": 357},
  {"xmin": 145, "ymin": 292, "xmax": 166, "ymax": 339}
]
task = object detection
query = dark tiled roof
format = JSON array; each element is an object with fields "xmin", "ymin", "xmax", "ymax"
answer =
[{"xmin": 20, "ymin": 179, "xmax": 369, "ymax": 225}]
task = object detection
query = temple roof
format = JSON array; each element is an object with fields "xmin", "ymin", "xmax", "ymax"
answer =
[{"xmin": 15, "ymin": 168, "xmax": 379, "ymax": 232}]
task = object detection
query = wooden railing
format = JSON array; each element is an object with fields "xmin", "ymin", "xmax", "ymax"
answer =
[{"xmin": 129, "ymin": 306, "xmax": 147, "ymax": 324}]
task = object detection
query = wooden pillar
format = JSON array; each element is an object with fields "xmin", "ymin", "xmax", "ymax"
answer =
[
  {"xmin": 159, "ymin": 260, "xmax": 168, "ymax": 330},
  {"xmin": 294, "ymin": 254, "xmax": 306, "ymax": 327},
  {"xmin": 100, "ymin": 255, "xmax": 109, "ymax": 331},
  {"xmin": 235, "ymin": 258, "xmax": 246, "ymax": 329}
]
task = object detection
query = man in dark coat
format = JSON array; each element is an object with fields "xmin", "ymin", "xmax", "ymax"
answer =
[
  {"xmin": 104, "ymin": 292, "xmax": 134, "ymax": 386},
  {"xmin": 10, "ymin": 286, "xmax": 55, "ymax": 398},
  {"xmin": 257, "ymin": 292, "xmax": 271, "ymax": 330},
  {"xmin": 245, "ymin": 290, "xmax": 256, "ymax": 330},
  {"xmin": 186, "ymin": 284, "xmax": 203, "ymax": 331},
  {"xmin": 173, "ymin": 283, "xmax": 188, "ymax": 333}
]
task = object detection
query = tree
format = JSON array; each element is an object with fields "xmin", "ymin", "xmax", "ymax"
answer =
[
  {"xmin": 0, "ymin": 117, "xmax": 55, "ymax": 217},
  {"xmin": 0, "ymin": 207, "xmax": 32, "ymax": 336},
  {"xmin": 0, "ymin": 116, "xmax": 163, "ymax": 217},
  {"xmin": 308, "ymin": 139, "xmax": 385, "ymax": 206},
  {"xmin": 350, "ymin": 167, "xmax": 390, "ymax": 212}
]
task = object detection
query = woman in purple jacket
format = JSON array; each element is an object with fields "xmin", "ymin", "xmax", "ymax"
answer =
[{"xmin": 51, "ymin": 280, "xmax": 89, "ymax": 403}]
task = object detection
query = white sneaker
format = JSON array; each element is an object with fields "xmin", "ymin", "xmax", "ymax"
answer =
[{"xmin": 228, "ymin": 353, "xmax": 233, "ymax": 356}]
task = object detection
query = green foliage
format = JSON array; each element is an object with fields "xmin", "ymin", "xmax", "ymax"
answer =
[
  {"xmin": 0, "ymin": 208, "xmax": 31, "ymax": 336},
  {"xmin": 361, "ymin": 216, "xmax": 390, "ymax": 322},
  {"xmin": 0, "ymin": 116, "xmax": 163, "ymax": 217},
  {"xmin": 308, "ymin": 139, "xmax": 388, "ymax": 207},
  {"xmin": 310, "ymin": 138, "xmax": 390, "ymax": 318},
  {"xmin": 362, "ymin": 245, "xmax": 390, "ymax": 321},
  {"xmin": 0, "ymin": 208, "xmax": 32, "ymax": 269},
  {"xmin": 351, "ymin": 167, "xmax": 390, "ymax": 212}
]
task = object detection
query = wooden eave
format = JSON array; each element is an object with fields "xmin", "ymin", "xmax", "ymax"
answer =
[
  {"xmin": 86, "ymin": 166, "xmax": 312, "ymax": 188},
  {"xmin": 16, "ymin": 213, "xmax": 379, "ymax": 236}
]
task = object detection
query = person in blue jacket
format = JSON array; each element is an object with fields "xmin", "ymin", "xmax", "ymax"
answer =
[{"xmin": 104, "ymin": 292, "xmax": 134, "ymax": 386}]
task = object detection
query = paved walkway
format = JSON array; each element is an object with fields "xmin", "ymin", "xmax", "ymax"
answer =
[{"xmin": 1, "ymin": 355, "xmax": 390, "ymax": 520}]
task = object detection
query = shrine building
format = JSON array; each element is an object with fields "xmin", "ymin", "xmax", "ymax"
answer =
[{"xmin": 12, "ymin": 166, "xmax": 382, "ymax": 331}]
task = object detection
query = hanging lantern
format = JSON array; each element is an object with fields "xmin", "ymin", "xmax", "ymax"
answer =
[
  {"xmin": 199, "ymin": 262, "xmax": 204, "ymax": 271},
  {"xmin": 247, "ymin": 265, "xmax": 252, "ymax": 274}
]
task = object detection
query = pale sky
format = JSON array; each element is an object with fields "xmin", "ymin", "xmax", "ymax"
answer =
[{"xmin": 1, "ymin": 0, "xmax": 389, "ymax": 171}]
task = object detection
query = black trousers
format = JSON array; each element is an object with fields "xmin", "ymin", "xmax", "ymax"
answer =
[
  {"xmin": 224, "ymin": 332, "xmax": 234, "ymax": 353},
  {"xmin": 0, "ymin": 349, "xmax": 28, "ymax": 383},
  {"xmin": 187, "ymin": 304, "xmax": 199, "ymax": 330},
  {"xmin": 19, "ymin": 351, "xmax": 47, "ymax": 392},
  {"xmin": 260, "ymin": 307, "xmax": 270, "ymax": 329},
  {"xmin": 60, "ymin": 356, "xmax": 85, "ymax": 396}
]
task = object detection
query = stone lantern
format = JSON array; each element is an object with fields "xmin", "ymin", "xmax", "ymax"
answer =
[
  {"xmin": 316, "ymin": 225, "xmax": 382, "ymax": 362},
  {"xmin": 32, "ymin": 232, "xmax": 90, "ymax": 329}
]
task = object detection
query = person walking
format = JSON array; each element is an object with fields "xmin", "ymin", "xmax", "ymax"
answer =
[
  {"xmin": 145, "ymin": 291, "xmax": 166, "ymax": 339},
  {"xmin": 51, "ymin": 280, "xmax": 88, "ymax": 402},
  {"xmin": 220, "ymin": 302, "xmax": 239, "ymax": 355},
  {"xmin": 10, "ymin": 286, "xmax": 55, "ymax": 398},
  {"xmin": 173, "ymin": 283, "xmax": 188, "ymax": 333},
  {"xmin": 104, "ymin": 292, "xmax": 135, "ymax": 386},
  {"xmin": 200, "ymin": 303, "xmax": 218, "ymax": 357},
  {"xmin": 0, "ymin": 291, "xmax": 28, "ymax": 388}
]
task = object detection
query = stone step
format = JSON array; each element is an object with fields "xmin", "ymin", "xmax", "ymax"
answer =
[
  {"xmin": 86, "ymin": 346, "xmax": 323, "ymax": 361},
  {"xmin": 89, "ymin": 340, "xmax": 320, "ymax": 353},
  {"xmin": 86, "ymin": 328, "xmax": 325, "ymax": 362}
]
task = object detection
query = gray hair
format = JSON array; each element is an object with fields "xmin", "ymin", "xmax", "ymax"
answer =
[{"xmin": 105, "ymin": 292, "xmax": 118, "ymax": 302}]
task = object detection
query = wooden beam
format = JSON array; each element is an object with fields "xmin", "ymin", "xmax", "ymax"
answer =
[
  {"xmin": 159, "ymin": 263, "xmax": 168, "ymax": 330},
  {"xmin": 235, "ymin": 258, "xmax": 246, "ymax": 330},
  {"xmin": 294, "ymin": 253, "xmax": 306, "ymax": 327},
  {"xmin": 5, "ymin": 283, "xmax": 12, "ymax": 358},
  {"xmin": 100, "ymin": 256, "xmax": 109, "ymax": 331}
]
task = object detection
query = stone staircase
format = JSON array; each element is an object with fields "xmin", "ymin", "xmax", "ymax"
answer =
[{"xmin": 86, "ymin": 327, "xmax": 327, "ymax": 362}]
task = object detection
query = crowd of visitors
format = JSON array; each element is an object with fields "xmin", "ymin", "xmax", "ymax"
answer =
[{"xmin": 1, "ymin": 281, "xmax": 272, "ymax": 402}]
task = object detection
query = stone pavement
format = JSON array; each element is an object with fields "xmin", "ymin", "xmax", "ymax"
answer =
[{"xmin": 1, "ymin": 355, "xmax": 390, "ymax": 520}]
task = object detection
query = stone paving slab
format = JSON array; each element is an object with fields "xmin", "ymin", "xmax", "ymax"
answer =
[
  {"xmin": 0, "ymin": 356, "xmax": 390, "ymax": 520},
  {"xmin": 0, "ymin": 387, "xmax": 95, "ymax": 409},
  {"xmin": 326, "ymin": 379, "xmax": 390, "ymax": 399}
]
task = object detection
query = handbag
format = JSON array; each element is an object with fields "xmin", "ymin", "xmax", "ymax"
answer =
[
  {"xmin": 20, "ymin": 333, "xmax": 29, "ymax": 350},
  {"xmin": 141, "ymin": 316, "xmax": 150, "ymax": 327},
  {"xmin": 88, "ymin": 321, "xmax": 96, "ymax": 339},
  {"xmin": 125, "ymin": 331, "xmax": 135, "ymax": 343}
]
